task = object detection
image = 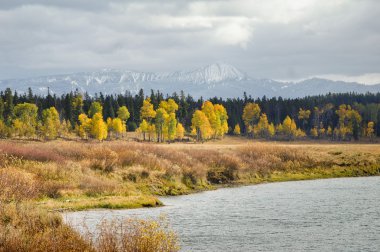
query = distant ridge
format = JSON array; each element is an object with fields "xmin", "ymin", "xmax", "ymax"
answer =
[{"xmin": 0, "ymin": 63, "xmax": 379, "ymax": 98}]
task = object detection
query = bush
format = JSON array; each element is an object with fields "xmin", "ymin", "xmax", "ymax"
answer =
[
  {"xmin": 0, "ymin": 168, "xmax": 40, "ymax": 202},
  {"xmin": 0, "ymin": 203, "xmax": 93, "ymax": 252},
  {"xmin": 90, "ymin": 148, "xmax": 119, "ymax": 173},
  {"xmin": 93, "ymin": 216, "xmax": 179, "ymax": 252}
]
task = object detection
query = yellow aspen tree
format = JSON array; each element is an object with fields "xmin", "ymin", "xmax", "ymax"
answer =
[
  {"xmin": 155, "ymin": 108, "xmax": 168, "ymax": 142},
  {"xmin": 201, "ymin": 101, "xmax": 217, "ymax": 137},
  {"xmin": 268, "ymin": 123, "xmax": 275, "ymax": 137},
  {"xmin": 159, "ymin": 99, "xmax": 179, "ymax": 114},
  {"xmin": 327, "ymin": 126, "xmax": 333, "ymax": 138},
  {"xmin": 0, "ymin": 119, "xmax": 11, "ymax": 138},
  {"xmin": 336, "ymin": 104, "xmax": 362, "ymax": 140},
  {"xmin": 233, "ymin": 124, "xmax": 241, "ymax": 135},
  {"xmin": 117, "ymin": 106, "xmax": 130, "ymax": 133},
  {"xmin": 282, "ymin": 116, "xmax": 300, "ymax": 140},
  {"xmin": 78, "ymin": 113, "xmax": 92, "ymax": 139},
  {"xmin": 112, "ymin": 118, "xmax": 124, "ymax": 139},
  {"xmin": 318, "ymin": 122, "xmax": 326, "ymax": 137},
  {"xmin": 148, "ymin": 123, "xmax": 156, "ymax": 142},
  {"xmin": 282, "ymin": 116, "xmax": 292, "ymax": 137},
  {"xmin": 139, "ymin": 119, "xmax": 149, "ymax": 141},
  {"xmin": 59, "ymin": 120, "xmax": 71, "ymax": 138},
  {"xmin": 91, "ymin": 112, "xmax": 108, "ymax": 141},
  {"xmin": 296, "ymin": 129, "xmax": 306, "ymax": 137},
  {"xmin": 141, "ymin": 98, "xmax": 156, "ymax": 123},
  {"xmin": 12, "ymin": 119, "xmax": 23, "ymax": 138},
  {"xmin": 255, "ymin": 113, "xmax": 270, "ymax": 138},
  {"xmin": 176, "ymin": 123, "xmax": 185, "ymax": 140},
  {"xmin": 276, "ymin": 123, "xmax": 283, "ymax": 136},
  {"xmin": 310, "ymin": 127, "xmax": 318, "ymax": 139},
  {"xmin": 367, "ymin": 121, "xmax": 375, "ymax": 140},
  {"xmin": 42, "ymin": 107, "xmax": 60, "ymax": 140},
  {"xmin": 107, "ymin": 117, "xmax": 113, "ymax": 136},
  {"xmin": 191, "ymin": 110, "xmax": 212, "ymax": 141},
  {"xmin": 167, "ymin": 112, "xmax": 177, "ymax": 141},
  {"xmin": 13, "ymin": 103, "xmax": 38, "ymax": 138},
  {"xmin": 214, "ymin": 104, "xmax": 229, "ymax": 138},
  {"xmin": 242, "ymin": 102, "xmax": 261, "ymax": 137}
]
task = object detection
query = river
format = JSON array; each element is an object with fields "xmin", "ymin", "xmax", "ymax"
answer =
[{"xmin": 64, "ymin": 177, "xmax": 380, "ymax": 251}]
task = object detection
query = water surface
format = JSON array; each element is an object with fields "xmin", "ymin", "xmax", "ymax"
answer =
[{"xmin": 65, "ymin": 177, "xmax": 380, "ymax": 251}]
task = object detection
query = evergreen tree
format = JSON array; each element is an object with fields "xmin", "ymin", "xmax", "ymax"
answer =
[{"xmin": 4, "ymin": 88, "xmax": 14, "ymax": 123}]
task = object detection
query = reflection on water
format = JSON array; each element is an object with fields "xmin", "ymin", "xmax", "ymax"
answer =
[{"xmin": 65, "ymin": 177, "xmax": 380, "ymax": 251}]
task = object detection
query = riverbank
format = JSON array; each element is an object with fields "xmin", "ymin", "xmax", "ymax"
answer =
[
  {"xmin": 65, "ymin": 176, "xmax": 380, "ymax": 252},
  {"xmin": 1, "ymin": 138, "xmax": 379, "ymax": 211}
]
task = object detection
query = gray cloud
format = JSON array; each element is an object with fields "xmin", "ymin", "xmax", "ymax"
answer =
[{"xmin": 0, "ymin": 0, "xmax": 379, "ymax": 83}]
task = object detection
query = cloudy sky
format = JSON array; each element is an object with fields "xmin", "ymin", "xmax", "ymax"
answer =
[{"xmin": 0, "ymin": 0, "xmax": 379, "ymax": 83}]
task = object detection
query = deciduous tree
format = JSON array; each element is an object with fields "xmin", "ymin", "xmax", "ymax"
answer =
[
  {"xmin": 91, "ymin": 113, "xmax": 108, "ymax": 141},
  {"xmin": 233, "ymin": 124, "xmax": 241, "ymax": 135},
  {"xmin": 141, "ymin": 98, "xmax": 156, "ymax": 123},
  {"xmin": 13, "ymin": 103, "xmax": 38, "ymax": 138},
  {"xmin": 191, "ymin": 110, "xmax": 212, "ymax": 141},
  {"xmin": 42, "ymin": 107, "xmax": 60, "ymax": 140},
  {"xmin": 88, "ymin": 102, "xmax": 103, "ymax": 118},
  {"xmin": 176, "ymin": 123, "xmax": 185, "ymax": 140},
  {"xmin": 242, "ymin": 103, "xmax": 261, "ymax": 137}
]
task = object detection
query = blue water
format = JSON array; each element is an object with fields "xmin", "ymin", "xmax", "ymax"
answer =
[{"xmin": 65, "ymin": 177, "xmax": 380, "ymax": 251}]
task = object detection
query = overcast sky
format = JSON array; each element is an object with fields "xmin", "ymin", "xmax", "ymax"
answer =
[{"xmin": 0, "ymin": 0, "xmax": 379, "ymax": 84}]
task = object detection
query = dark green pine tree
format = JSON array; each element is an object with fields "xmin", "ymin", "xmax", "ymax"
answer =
[
  {"xmin": 0, "ymin": 97, "xmax": 4, "ymax": 120},
  {"xmin": 13, "ymin": 91, "xmax": 19, "ymax": 106},
  {"xmin": 3, "ymin": 88, "xmax": 14, "ymax": 124},
  {"xmin": 111, "ymin": 95, "xmax": 119, "ymax": 116},
  {"xmin": 150, "ymin": 89, "xmax": 158, "ymax": 109},
  {"xmin": 63, "ymin": 93, "xmax": 73, "ymax": 123},
  {"xmin": 377, "ymin": 110, "xmax": 380, "ymax": 137},
  {"xmin": 45, "ymin": 87, "xmax": 55, "ymax": 108},
  {"xmin": 27, "ymin": 87, "xmax": 34, "ymax": 103},
  {"xmin": 103, "ymin": 96, "xmax": 115, "ymax": 120},
  {"xmin": 178, "ymin": 90, "xmax": 189, "ymax": 125}
]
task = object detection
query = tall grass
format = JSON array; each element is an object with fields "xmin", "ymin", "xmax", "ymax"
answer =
[
  {"xmin": 93, "ymin": 216, "xmax": 179, "ymax": 252},
  {"xmin": 0, "ymin": 140, "xmax": 379, "ymax": 203},
  {"xmin": 0, "ymin": 139, "xmax": 378, "ymax": 251},
  {"xmin": 0, "ymin": 203, "xmax": 179, "ymax": 252}
]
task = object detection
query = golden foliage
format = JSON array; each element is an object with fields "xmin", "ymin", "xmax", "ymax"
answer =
[{"xmin": 233, "ymin": 124, "xmax": 241, "ymax": 135}]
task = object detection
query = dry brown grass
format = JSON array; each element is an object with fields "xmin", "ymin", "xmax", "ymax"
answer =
[
  {"xmin": 0, "ymin": 137, "xmax": 379, "ymax": 251},
  {"xmin": 0, "ymin": 138, "xmax": 379, "ymax": 208},
  {"xmin": 92, "ymin": 216, "xmax": 179, "ymax": 252},
  {"xmin": 0, "ymin": 203, "xmax": 179, "ymax": 252},
  {"xmin": 0, "ymin": 203, "xmax": 93, "ymax": 252}
]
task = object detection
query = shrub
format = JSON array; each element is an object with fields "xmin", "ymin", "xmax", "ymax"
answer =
[
  {"xmin": 0, "ymin": 168, "xmax": 40, "ymax": 202},
  {"xmin": 93, "ymin": 216, "xmax": 179, "ymax": 252},
  {"xmin": 90, "ymin": 148, "xmax": 119, "ymax": 173},
  {"xmin": 79, "ymin": 176, "xmax": 118, "ymax": 197},
  {"xmin": 0, "ymin": 142, "xmax": 65, "ymax": 163},
  {"xmin": 0, "ymin": 203, "xmax": 93, "ymax": 252}
]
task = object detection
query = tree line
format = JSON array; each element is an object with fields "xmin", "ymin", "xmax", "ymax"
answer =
[{"xmin": 0, "ymin": 87, "xmax": 379, "ymax": 141}]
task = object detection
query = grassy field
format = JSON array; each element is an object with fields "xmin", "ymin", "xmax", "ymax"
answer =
[
  {"xmin": 1, "ymin": 136, "xmax": 379, "ymax": 210},
  {"xmin": 1, "ymin": 136, "xmax": 379, "ymax": 251}
]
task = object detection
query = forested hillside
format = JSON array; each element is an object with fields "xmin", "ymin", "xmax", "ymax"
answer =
[{"xmin": 0, "ymin": 87, "xmax": 379, "ymax": 140}]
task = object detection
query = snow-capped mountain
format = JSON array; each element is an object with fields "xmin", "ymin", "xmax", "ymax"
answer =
[{"xmin": 0, "ymin": 63, "xmax": 379, "ymax": 98}]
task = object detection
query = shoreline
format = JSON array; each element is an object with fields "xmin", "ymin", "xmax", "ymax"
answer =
[
  {"xmin": 51, "ymin": 166, "xmax": 380, "ymax": 212},
  {"xmin": 1, "ymin": 139, "xmax": 379, "ymax": 212}
]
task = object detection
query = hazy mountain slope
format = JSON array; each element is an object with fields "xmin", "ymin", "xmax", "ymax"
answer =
[{"xmin": 0, "ymin": 63, "xmax": 379, "ymax": 98}]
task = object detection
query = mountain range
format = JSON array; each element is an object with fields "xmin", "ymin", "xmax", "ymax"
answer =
[{"xmin": 1, "ymin": 63, "xmax": 379, "ymax": 99}]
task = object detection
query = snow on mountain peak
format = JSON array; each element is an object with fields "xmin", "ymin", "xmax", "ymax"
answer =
[
  {"xmin": 176, "ymin": 62, "xmax": 247, "ymax": 84},
  {"xmin": 1, "ymin": 62, "xmax": 378, "ymax": 99}
]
